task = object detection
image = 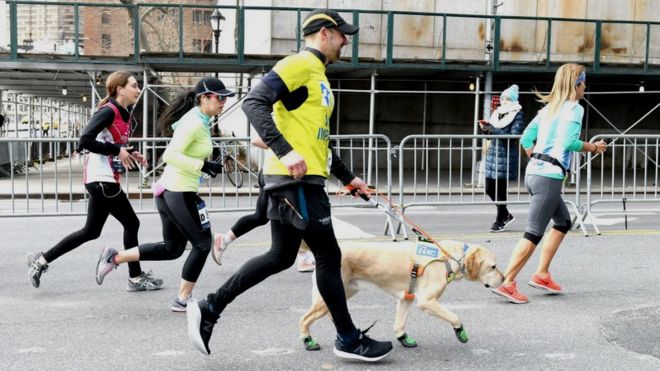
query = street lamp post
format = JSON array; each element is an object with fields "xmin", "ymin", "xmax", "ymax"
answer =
[{"xmin": 209, "ymin": 9, "xmax": 225, "ymax": 78}]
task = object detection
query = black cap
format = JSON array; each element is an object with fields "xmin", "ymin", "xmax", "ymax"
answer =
[
  {"xmin": 302, "ymin": 9, "xmax": 359, "ymax": 36},
  {"xmin": 194, "ymin": 77, "xmax": 235, "ymax": 97}
]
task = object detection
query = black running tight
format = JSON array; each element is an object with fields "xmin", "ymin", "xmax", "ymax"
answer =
[
  {"xmin": 138, "ymin": 191, "xmax": 212, "ymax": 283},
  {"xmin": 231, "ymin": 178, "xmax": 268, "ymax": 238},
  {"xmin": 207, "ymin": 219, "xmax": 357, "ymax": 336},
  {"xmin": 43, "ymin": 182, "xmax": 143, "ymax": 278}
]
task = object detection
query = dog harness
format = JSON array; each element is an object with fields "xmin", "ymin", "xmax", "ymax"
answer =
[{"xmin": 403, "ymin": 240, "xmax": 471, "ymax": 301}]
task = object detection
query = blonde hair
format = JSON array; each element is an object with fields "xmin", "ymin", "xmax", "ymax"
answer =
[
  {"xmin": 534, "ymin": 63, "xmax": 585, "ymax": 118},
  {"xmin": 98, "ymin": 70, "xmax": 134, "ymax": 108}
]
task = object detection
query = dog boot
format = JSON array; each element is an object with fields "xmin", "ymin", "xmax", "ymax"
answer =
[
  {"xmin": 454, "ymin": 325, "xmax": 468, "ymax": 343},
  {"xmin": 303, "ymin": 336, "xmax": 320, "ymax": 351},
  {"xmin": 396, "ymin": 333, "xmax": 418, "ymax": 348}
]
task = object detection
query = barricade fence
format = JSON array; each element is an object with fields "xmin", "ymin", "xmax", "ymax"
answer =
[
  {"xmin": 584, "ymin": 134, "xmax": 660, "ymax": 234},
  {"xmin": 395, "ymin": 134, "xmax": 588, "ymax": 237},
  {"xmin": 0, "ymin": 135, "xmax": 392, "ymax": 216},
  {"xmin": 1, "ymin": 134, "xmax": 657, "ymax": 237}
]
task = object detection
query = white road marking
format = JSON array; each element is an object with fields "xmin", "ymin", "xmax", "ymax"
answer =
[
  {"xmin": 584, "ymin": 215, "xmax": 638, "ymax": 226},
  {"xmin": 153, "ymin": 350, "xmax": 185, "ymax": 357},
  {"xmin": 544, "ymin": 353, "xmax": 576, "ymax": 360},
  {"xmin": 252, "ymin": 348, "xmax": 294, "ymax": 356},
  {"xmin": 18, "ymin": 347, "xmax": 45, "ymax": 353},
  {"xmin": 472, "ymin": 348, "xmax": 491, "ymax": 355},
  {"xmin": 331, "ymin": 216, "xmax": 374, "ymax": 239}
]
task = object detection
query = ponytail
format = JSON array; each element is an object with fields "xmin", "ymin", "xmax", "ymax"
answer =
[
  {"xmin": 97, "ymin": 95, "xmax": 111, "ymax": 108},
  {"xmin": 158, "ymin": 90, "xmax": 198, "ymax": 137}
]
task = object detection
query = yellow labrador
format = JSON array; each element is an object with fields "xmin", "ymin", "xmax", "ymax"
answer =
[{"xmin": 299, "ymin": 240, "xmax": 504, "ymax": 350}]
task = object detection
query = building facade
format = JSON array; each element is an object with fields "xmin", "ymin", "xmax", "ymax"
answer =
[{"xmin": 82, "ymin": 0, "xmax": 217, "ymax": 56}]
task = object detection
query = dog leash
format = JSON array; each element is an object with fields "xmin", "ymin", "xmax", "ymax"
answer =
[{"xmin": 342, "ymin": 185, "xmax": 462, "ymax": 265}]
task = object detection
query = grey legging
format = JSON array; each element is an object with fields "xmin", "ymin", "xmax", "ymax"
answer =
[{"xmin": 524, "ymin": 174, "xmax": 571, "ymax": 242}]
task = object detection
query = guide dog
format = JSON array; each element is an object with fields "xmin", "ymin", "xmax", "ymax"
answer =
[{"xmin": 299, "ymin": 240, "xmax": 504, "ymax": 349}]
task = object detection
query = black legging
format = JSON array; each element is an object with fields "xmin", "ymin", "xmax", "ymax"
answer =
[
  {"xmin": 43, "ymin": 182, "xmax": 142, "ymax": 278},
  {"xmin": 138, "ymin": 191, "xmax": 212, "ymax": 283},
  {"xmin": 485, "ymin": 177, "xmax": 510, "ymax": 221},
  {"xmin": 207, "ymin": 199, "xmax": 356, "ymax": 336},
  {"xmin": 231, "ymin": 174, "xmax": 268, "ymax": 237}
]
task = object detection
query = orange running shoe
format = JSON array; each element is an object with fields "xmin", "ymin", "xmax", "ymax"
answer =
[
  {"xmin": 490, "ymin": 281, "xmax": 528, "ymax": 304},
  {"xmin": 528, "ymin": 273, "xmax": 562, "ymax": 293}
]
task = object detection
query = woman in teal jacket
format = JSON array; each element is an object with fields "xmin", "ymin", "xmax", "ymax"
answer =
[
  {"xmin": 491, "ymin": 64, "xmax": 607, "ymax": 304},
  {"xmin": 95, "ymin": 77, "xmax": 235, "ymax": 311}
]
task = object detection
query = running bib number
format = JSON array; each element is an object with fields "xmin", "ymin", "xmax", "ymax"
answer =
[{"xmin": 197, "ymin": 201, "xmax": 211, "ymax": 230}]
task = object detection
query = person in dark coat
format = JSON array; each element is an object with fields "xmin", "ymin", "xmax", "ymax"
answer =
[{"xmin": 479, "ymin": 84, "xmax": 526, "ymax": 232}]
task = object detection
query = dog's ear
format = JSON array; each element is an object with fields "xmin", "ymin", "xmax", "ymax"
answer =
[{"xmin": 464, "ymin": 249, "xmax": 481, "ymax": 280}]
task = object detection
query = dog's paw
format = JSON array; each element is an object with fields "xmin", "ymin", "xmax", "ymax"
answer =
[
  {"xmin": 454, "ymin": 326, "xmax": 468, "ymax": 343},
  {"xmin": 397, "ymin": 333, "xmax": 418, "ymax": 348},
  {"xmin": 303, "ymin": 336, "xmax": 321, "ymax": 351}
]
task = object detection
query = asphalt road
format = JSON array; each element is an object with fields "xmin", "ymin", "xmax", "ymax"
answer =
[{"xmin": 1, "ymin": 203, "xmax": 659, "ymax": 370}]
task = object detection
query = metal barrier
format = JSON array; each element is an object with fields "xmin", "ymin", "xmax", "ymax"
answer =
[
  {"xmin": 6, "ymin": 133, "xmax": 659, "ymax": 239},
  {"xmin": 0, "ymin": 134, "xmax": 391, "ymax": 219},
  {"xmin": 585, "ymin": 134, "xmax": 660, "ymax": 234},
  {"xmin": 396, "ymin": 134, "xmax": 589, "ymax": 237},
  {"xmin": 0, "ymin": 136, "xmax": 262, "ymax": 216}
]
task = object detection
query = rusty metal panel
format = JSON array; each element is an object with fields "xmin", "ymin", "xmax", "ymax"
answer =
[
  {"xmin": 387, "ymin": 0, "xmax": 435, "ymax": 47},
  {"xmin": 268, "ymin": 0, "xmax": 660, "ymax": 64}
]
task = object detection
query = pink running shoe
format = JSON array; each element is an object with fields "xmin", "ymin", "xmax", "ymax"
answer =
[
  {"xmin": 528, "ymin": 273, "xmax": 562, "ymax": 293},
  {"xmin": 211, "ymin": 233, "xmax": 226, "ymax": 266},
  {"xmin": 490, "ymin": 281, "xmax": 528, "ymax": 304}
]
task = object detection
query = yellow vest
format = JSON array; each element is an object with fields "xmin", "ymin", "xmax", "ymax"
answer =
[{"xmin": 264, "ymin": 50, "xmax": 333, "ymax": 178}]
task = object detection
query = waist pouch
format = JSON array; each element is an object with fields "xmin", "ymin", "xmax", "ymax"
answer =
[
  {"xmin": 531, "ymin": 153, "xmax": 567, "ymax": 176},
  {"xmin": 266, "ymin": 184, "xmax": 332, "ymax": 231}
]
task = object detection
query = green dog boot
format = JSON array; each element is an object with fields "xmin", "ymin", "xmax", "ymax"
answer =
[
  {"xmin": 303, "ymin": 336, "xmax": 320, "ymax": 351},
  {"xmin": 396, "ymin": 332, "xmax": 418, "ymax": 348},
  {"xmin": 454, "ymin": 325, "xmax": 468, "ymax": 343}
]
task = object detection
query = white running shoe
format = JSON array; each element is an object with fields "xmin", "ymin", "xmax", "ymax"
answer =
[{"xmin": 297, "ymin": 250, "xmax": 316, "ymax": 272}]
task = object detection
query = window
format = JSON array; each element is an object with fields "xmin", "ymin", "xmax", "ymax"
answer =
[
  {"xmin": 101, "ymin": 12, "xmax": 111, "ymax": 24},
  {"xmin": 192, "ymin": 10, "xmax": 212, "ymax": 25},
  {"xmin": 101, "ymin": 34, "xmax": 112, "ymax": 50},
  {"xmin": 192, "ymin": 39, "xmax": 211, "ymax": 53}
]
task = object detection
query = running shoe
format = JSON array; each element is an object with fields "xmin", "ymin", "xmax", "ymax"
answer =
[
  {"xmin": 502, "ymin": 213, "xmax": 515, "ymax": 227},
  {"xmin": 211, "ymin": 233, "xmax": 226, "ymax": 266},
  {"xmin": 26, "ymin": 252, "xmax": 48, "ymax": 288},
  {"xmin": 491, "ymin": 214, "xmax": 515, "ymax": 233},
  {"xmin": 528, "ymin": 272, "xmax": 562, "ymax": 293},
  {"xmin": 490, "ymin": 220, "xmax": 506, "ymax": 233},
  {"xmin": 187, "ymin": 299, "xmax": 219, "ymax": 355},
  {"xmin": 126, "ymin": 270, "xmax": 164, "ymax": 292},
  {"xmin": 333, "ymin": 324, "xmax": 393, "ymax": 362},
  {"xmin": 95, "ymin": 246, "xmax": 118, "ymax": 285},
  {"xmin": 297, "ymin": 251, "xmax": 316, "ymax": 272},
  {"xmin": 170, "ymin": 293, "xmax": 193, "ymax": 312},
  {"xmin": 490, "ymin": 281, "xmax": 528, "ymax": 304}
]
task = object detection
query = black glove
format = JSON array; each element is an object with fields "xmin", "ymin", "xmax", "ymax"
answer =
[{"xmin": 201, "ymin": 160, "xmax": 222, "ymax": 178}]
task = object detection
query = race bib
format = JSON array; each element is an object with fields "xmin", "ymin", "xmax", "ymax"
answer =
[{"xmin": 197, "ymin": 201, "xmax": 211, "ymax": 231}]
